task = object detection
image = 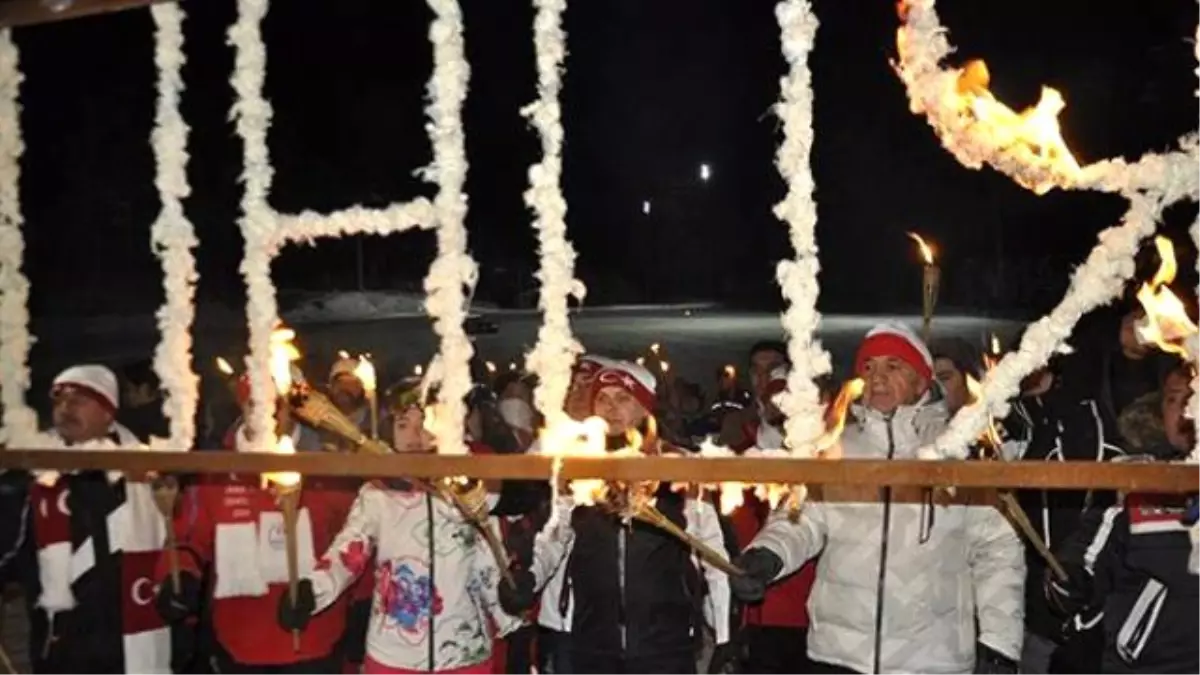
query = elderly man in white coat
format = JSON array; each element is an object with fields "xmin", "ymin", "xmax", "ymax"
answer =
[{"xmin": 731, "ymin": 322, "xmax": 1025, "ymax": 675}]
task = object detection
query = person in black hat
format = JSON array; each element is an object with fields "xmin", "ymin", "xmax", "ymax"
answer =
[{"xmin": 929, "ymin": 337, "xmax": 982, "ymax": 417}]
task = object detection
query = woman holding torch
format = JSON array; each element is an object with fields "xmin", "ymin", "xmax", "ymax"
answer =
[
  {"xmin": 276, "ymin": 380, "xmax": 522, "ymax": 675},
  {"xmin": 502, "ymin": 359, "xmax": 735, "ymax": 674}
]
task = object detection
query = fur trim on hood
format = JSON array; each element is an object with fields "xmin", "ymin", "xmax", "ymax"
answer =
[{"xmin": 1117, "ymin": 392, "xmax": 1171, "ymax": 456}]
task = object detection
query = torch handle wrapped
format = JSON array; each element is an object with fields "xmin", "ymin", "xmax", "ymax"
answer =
[
  {"xmin": 279, "ymin": 489, "xmax": 302, "ymax": 652},
  {"xmin": 922, "ymin": 264, "xmax": 941, "ymax": 341},
  {"xmin": 630, "ymin": 503, "xmax": 744, "ymax": 577},
  {"xmin": 427, "ymin": 480, "xmax": 516, "ymax": 587}
]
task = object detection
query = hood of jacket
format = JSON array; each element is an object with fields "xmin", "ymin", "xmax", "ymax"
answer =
[{"xmin": 1117, "ymin": 391, "xmax": 1187, "ymax": 460}]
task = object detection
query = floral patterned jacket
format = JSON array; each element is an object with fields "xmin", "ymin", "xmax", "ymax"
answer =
[{"xmin": 306, "ymin": 481, "xmax": 520, "ymax": 671}]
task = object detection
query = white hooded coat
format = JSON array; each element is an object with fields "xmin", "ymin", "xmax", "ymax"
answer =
[{"xmin": 750, "ymin": 396, "xmax": 1025, "ymax": 674}]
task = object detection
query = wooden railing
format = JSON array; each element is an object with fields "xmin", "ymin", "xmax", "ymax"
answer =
[
  {"xmin": 0, "ymin": 0, "xmax": 170, "ymax": 28},
  {"xmin": 0, "ymin": 449, "xmax": 1195, "ymax": 492}
]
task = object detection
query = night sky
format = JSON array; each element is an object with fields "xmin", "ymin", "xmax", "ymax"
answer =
[{"xmin": 13, "ymin": 0, "xmax": 1199, "ymax": 319}]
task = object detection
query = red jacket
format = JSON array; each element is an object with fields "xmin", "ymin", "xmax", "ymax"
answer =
[
  {"xmin": 159, "ymin": 474, "xmax": 356, "ymax": 665},
  {"xmin": 729, "ymin": 421, "xmax": 816, "ymax": 630}
]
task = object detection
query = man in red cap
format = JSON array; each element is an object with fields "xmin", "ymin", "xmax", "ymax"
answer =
[
  {"xmin": 505, "ymin": 360, "xmax": 734, "ymax": 673},
  {"xmin": 731, "ymin": 322, "xmax": 1025, "ymax": 675}
]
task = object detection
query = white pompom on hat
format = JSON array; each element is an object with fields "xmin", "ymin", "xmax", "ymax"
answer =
[
  {"xmin": 52, "ymin": 364, "xmax": 120, "ymax": 413},
  {"xmin": 329, "ymin": 356, "xmax": 360, "ymax": 384},
  {"xmin": 592, "ymin": 360, "xmax": 658, "ymax": 413},
  {"xmin": 853, "ymin": 322, "xmax": 934, "ymax": 382},
  {"xmin": 498, "ymin": 397, "xmax": 535, "ymax": 433}
]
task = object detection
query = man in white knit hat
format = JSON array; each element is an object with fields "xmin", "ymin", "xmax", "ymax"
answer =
[
  {"xmin": 1, "ymin": 364, "xmax": 170, "ymax": 673},
  {"xmin": 731, "ymin": 322, "xmax": 1026, "ymax": 675},
  {"xmin": 49, "ymin": 364, "xmax": 137, "ymax": 446}
]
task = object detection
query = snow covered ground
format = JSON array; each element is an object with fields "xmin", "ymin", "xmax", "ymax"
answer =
[
  {"xmin": 282, "ymin": 290, "xmax": 434, "ymax": 323},
  {"xmin": 279, "ymin": 290, "xmax": 719, "ymax": 324}
]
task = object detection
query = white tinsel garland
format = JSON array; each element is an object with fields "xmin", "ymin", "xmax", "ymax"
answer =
[
  {"xmin": 522, "ymin": 0, "xmax": 584, "ymax": 431},
  {"xmin": 772, "ymin": 0, "xmax": 830, "ymax": 459},
  {"xmin": 0, "ymin": 29, "xmax": 35, "ymax": 448},
  {"xmin": 421, "ymin": 0, "xmax": 476, "ymax": 456},
  {"xmin": 896, "ymin": 0, "xmax": 1200, "ymax": 459},
  {"xmin": 273, "ymin": 199, "xmax": 437, "ymax": 248},
  {"xmin": 149, "ymin": 3, "xmax": 199, "ymax": 451},
  {"xmin": 230, "ymin": 0, "xmax": 280, "ymax": 449},
  {"xmin": 927, "ymin": 192, "xmax": 1187, "ymax": 459},
  {"xmin": 895, "ymin": 0, "xmax": 1197, "ymax": 198},
  {"xmin": 893, "ymin": 0, "xmax": 1074, "ymax": 195}
]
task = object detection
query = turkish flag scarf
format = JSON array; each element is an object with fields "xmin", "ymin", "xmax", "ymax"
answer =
[{"xmin": 31, "ymin": 472, "xmax": 172, "ymax": 673}]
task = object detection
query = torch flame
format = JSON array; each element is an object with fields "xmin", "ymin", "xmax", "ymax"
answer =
[
  {"xmin": 966, "ymin": 373, "xmax": 1003, "ymax": 452},
  {"xmin": 216, "ymin": 357, "xmax": 234, "ymax": 376},
  {"xmin": 907, "ymin": 232, "xmax": 935, "ymax": 265},
  {"xmin": 894, "ymin": 4, "xmax": 1083, "ymax": 195},
  {"xmin": 485, "ymin": 361, "xmax": 497, "ymax": 374},
  {"xmin": 660, "ymin": 361, "xmax": 670, "ymax": 374},
  {"xmin": 269, "ymin": 327, "xmax": 301, "ymax": 395},
  {"xmin": 353, "ymin": 355, "xmax": 377, "ymax": 394},
  {"xmin": 1135, "ymin": 236, "xmax": 1198, "ymax": 357},
  {"xmin": 723, "ymin": 364, "xmax": 736, "ymax": 379},
  {"xmin": 990, "ymin": 333, "xmax": 1001, "ymax": 356},
  {"xmin": 650, "ymin": 343, "xmax": 661, "ymax": 355},
  {"xmin": 815, "ymin": 378, "xmax": 866, "ymax": 455},
  {"xmin": 262, "ymin": 435, "xmax": 301, "ymax": 490}
]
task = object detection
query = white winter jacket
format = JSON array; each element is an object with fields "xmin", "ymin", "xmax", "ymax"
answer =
[
  {"xmin": 306, "ymin": 481, "xmax": 520, "ymax": 672},
  {"xmin": 751, "ymin": 397, "xmax": 1025, "ymax": 674}
]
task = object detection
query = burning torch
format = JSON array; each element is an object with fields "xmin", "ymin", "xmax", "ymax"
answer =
[
  {"xmin": 264, "ymin": 328, "xmax": 305, "ymax": 651},
  {"xmin": 908, "ymin": 232, "xmax": 940, "ymax": 342}
]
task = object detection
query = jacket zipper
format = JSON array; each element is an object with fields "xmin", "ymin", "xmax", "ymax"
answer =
[
  {"xmin": 427, "ymin": 493, "xmax": 436, "ymax": 672},
  {"xmin": 871, "ymin": 418, "xmax": 896, "ymax": 675}
]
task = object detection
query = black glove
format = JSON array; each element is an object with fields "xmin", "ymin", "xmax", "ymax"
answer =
[
  {"xmin": 974, "ymin": 643, "xmax": 1017, "ymax": 674},
  {"xmin": 729, "ymin": 548, "xmax": 783, "ymax": 603},
  {"xmin": 155, "ymin": 572, "xmax": 203, "ymax": 623},
  {"xmin": 277, "ymin": 578, "xmax": 317, "ymax": 631},
  {"xmin": 706, "ymin": 641, "xmax": 742, "ymax": 674},
  {"xmin": 498, "ymin": 567, "xmax": 537, "ymax": 615},
  {"xmin": 1044, "ymin": 564, "xmax": 1091, "ymax": 618}
]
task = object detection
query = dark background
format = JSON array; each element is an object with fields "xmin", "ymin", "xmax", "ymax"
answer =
[{"xmin": 14, "ymin": 0, "xmax": 1199, "ymax": 319}]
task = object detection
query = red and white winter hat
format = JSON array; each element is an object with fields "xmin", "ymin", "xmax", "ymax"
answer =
[
  {"xmin": 763, "ymin": 365, "xmax": 789, "ymax": 398},
  {"xmin": 573, "ymin": 354, "xmax": 621, "ymax": 382},
  {"xmin": 51, "ymin": 364, "xmax": 119, "ymax": 414},
  {"xmin": 853, "ymin": 322, "xmax": 934, "ymax": 382},
  {"xmin": 329, "ymin": 356, "xmax": 360, "ymax": 384},
  {"xmin": 592, "ymin": 360, "xmax": 658, "ymax": 413}
]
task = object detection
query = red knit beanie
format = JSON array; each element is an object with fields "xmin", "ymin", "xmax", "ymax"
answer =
[{"xmin": 853, "ymin": 322, "xmax": 934, "ymax": 382}]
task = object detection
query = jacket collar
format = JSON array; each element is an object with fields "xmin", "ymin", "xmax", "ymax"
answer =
[{"xmin": 847, "ymin": 392, "xmax": 948, "ymax": 459}]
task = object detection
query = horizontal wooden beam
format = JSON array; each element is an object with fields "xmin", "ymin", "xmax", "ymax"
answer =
[
  {"xmin": 0, "ymin": 0, "xmax": 170, "ymax": 29},
  {"xmin": 0, "ymin": 450, "xmax": 1195, "ymax": 492}
]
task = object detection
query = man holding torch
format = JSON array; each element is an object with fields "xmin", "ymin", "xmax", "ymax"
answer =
[
  {"xmin": 153, "ymin": 368, "xmax": 357, "ymax": 673},
  {"xmin": 731, "ymin": 322, "xmax": 1025, "ymax": 675}
]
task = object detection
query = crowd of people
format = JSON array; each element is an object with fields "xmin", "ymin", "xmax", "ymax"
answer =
[{"xmin": 0, "ymin": 294, "xmax": 1195, "ymax": 674}]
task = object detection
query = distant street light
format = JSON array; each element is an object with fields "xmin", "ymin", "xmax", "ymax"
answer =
[
  {"xmin": 642, "ymin": 200, "xmax": 651, "ymax": 215},
  {"xmin": 699, "ymin": 163, "xmax": 712, "ymax": 182}
]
